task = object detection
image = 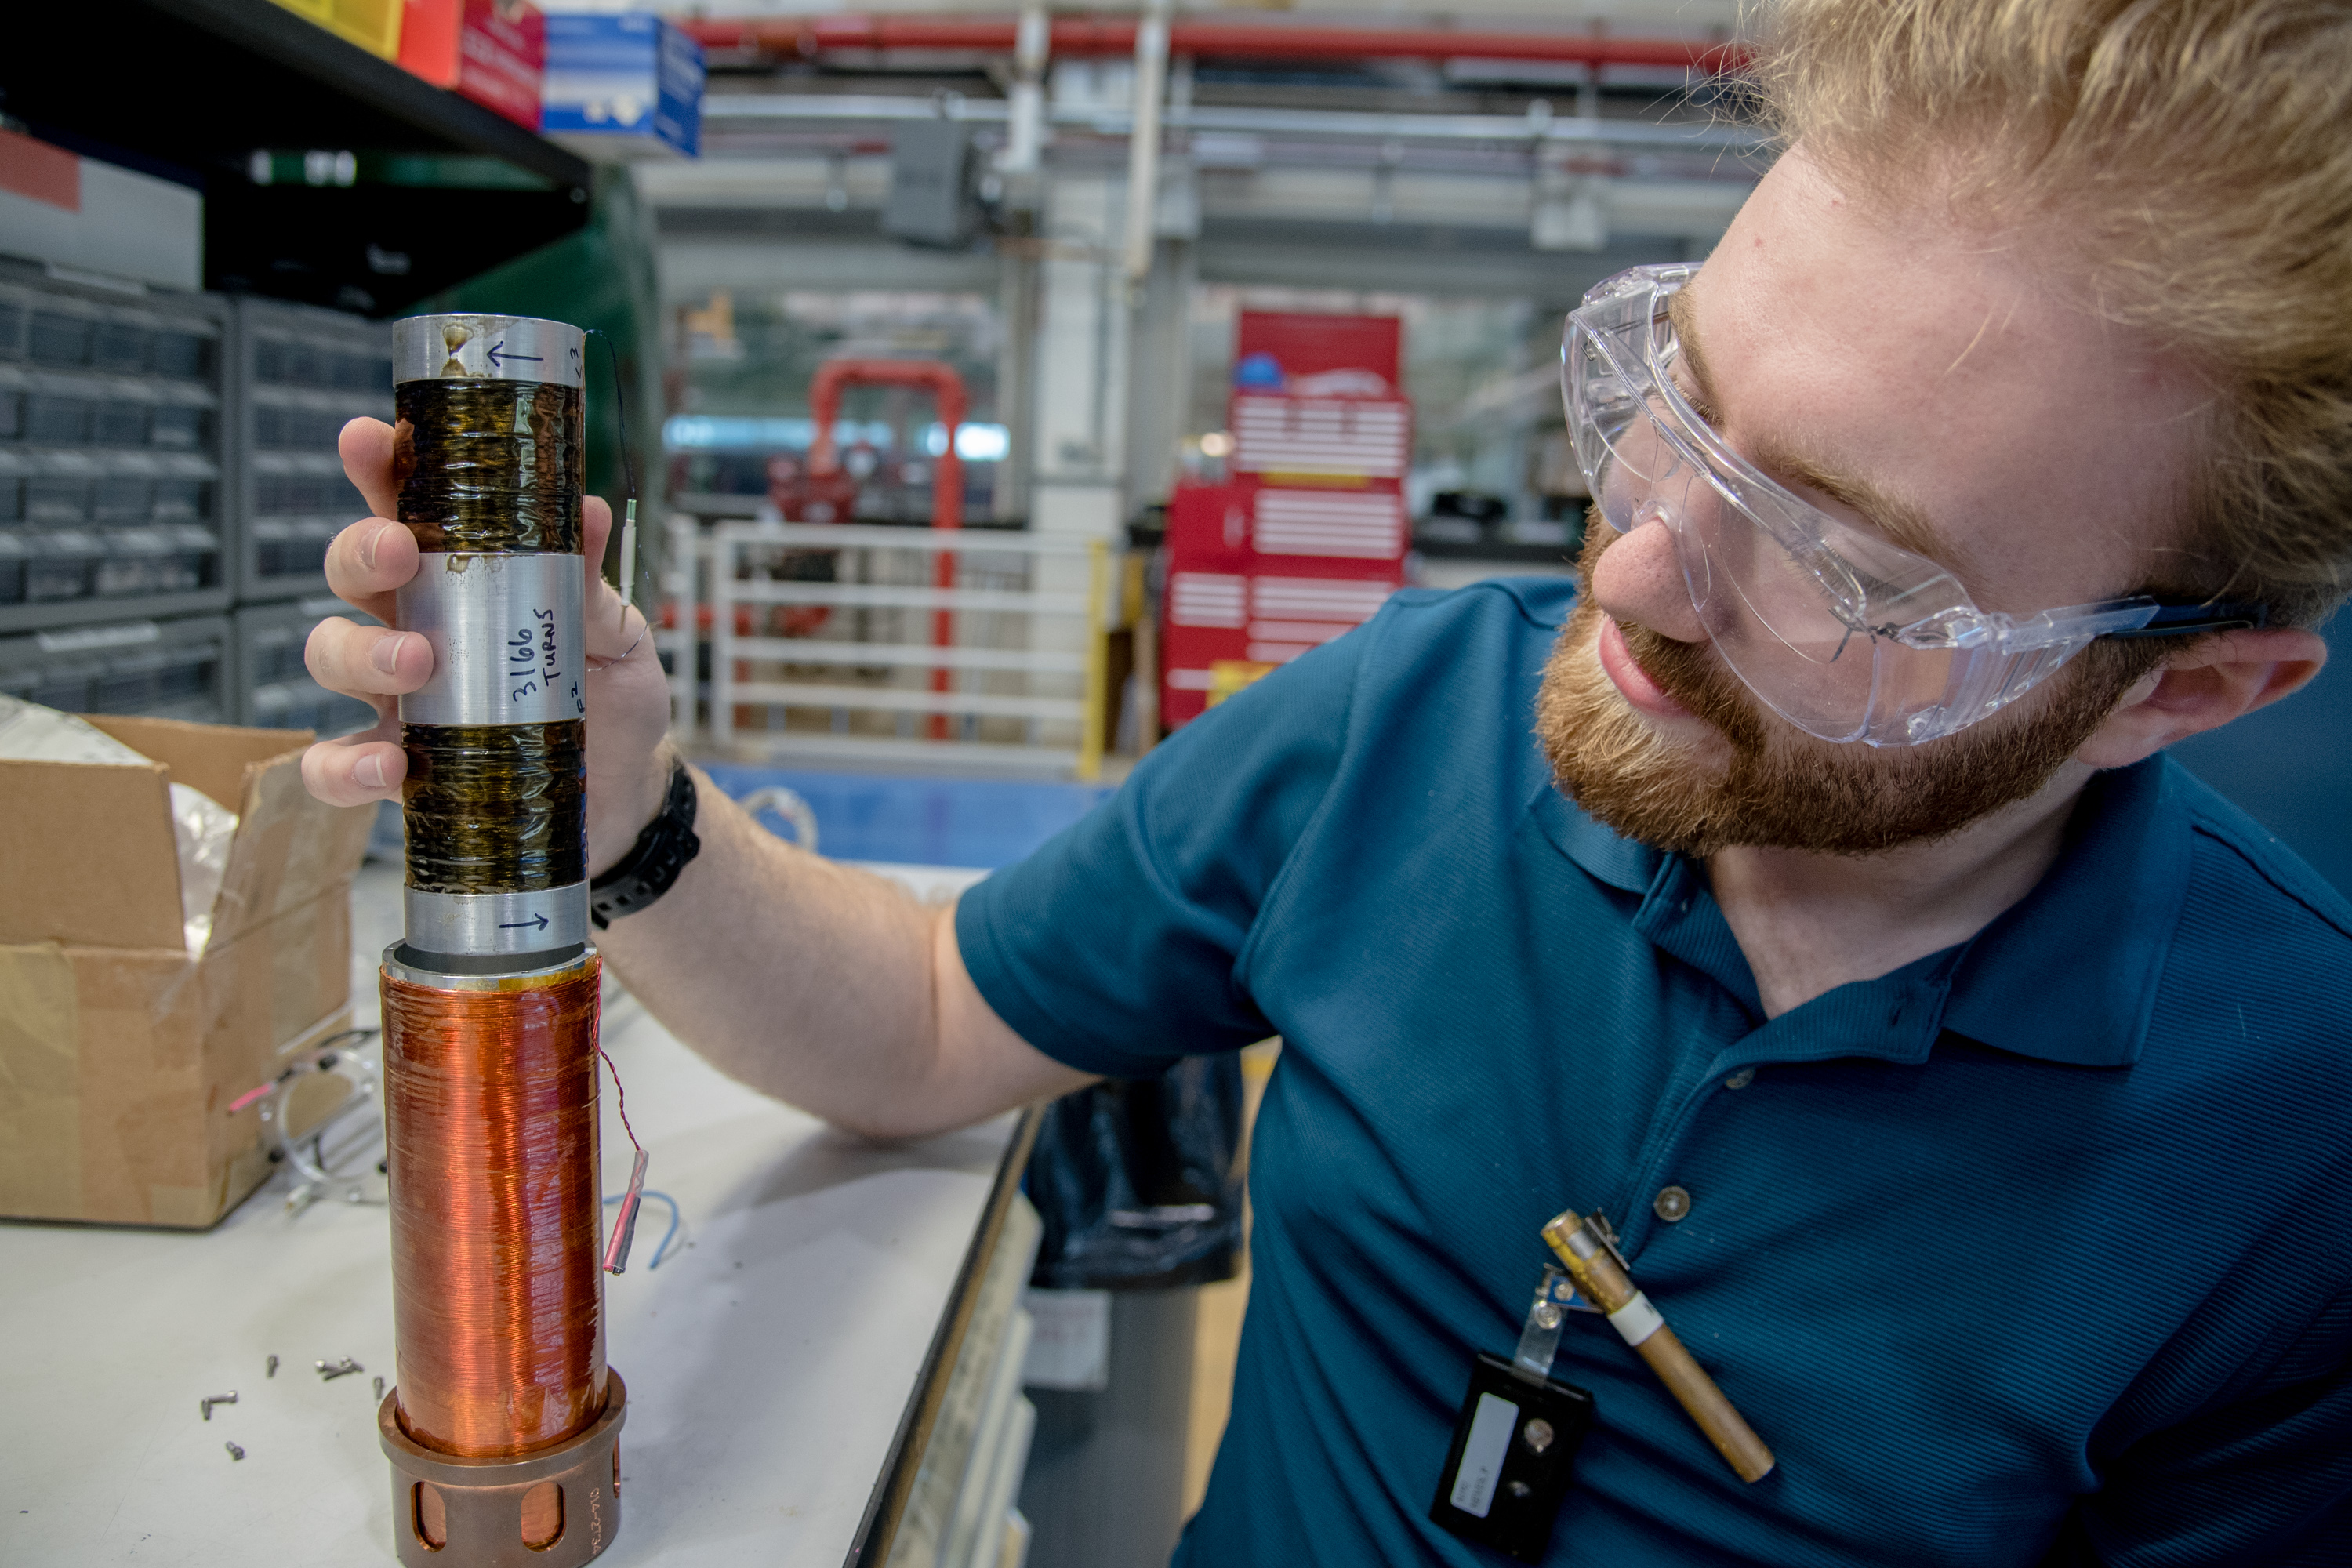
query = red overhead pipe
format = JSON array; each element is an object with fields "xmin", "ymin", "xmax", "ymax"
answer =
[
  {"xmin": 681, "ymin": 14, "xmax": 1750, "ymax": 74},
  {"xmin": 808, "ymin": 359, "xmax": 969, "ymax": 739}
]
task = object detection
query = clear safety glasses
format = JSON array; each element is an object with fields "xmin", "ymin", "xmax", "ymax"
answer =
[{"xmin": 1561, "ymin": 263, "xmax": 2263, "ymax": 747}]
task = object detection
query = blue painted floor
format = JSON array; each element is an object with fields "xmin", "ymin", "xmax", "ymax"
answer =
[{"xmin": 698, "ymin": 762, "xmax": 1113, "ymax": 870}]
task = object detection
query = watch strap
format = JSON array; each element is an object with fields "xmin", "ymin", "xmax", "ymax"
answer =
[{"xmin": 590, "ymin": 759, "xmax": 701, "ymax": 930}]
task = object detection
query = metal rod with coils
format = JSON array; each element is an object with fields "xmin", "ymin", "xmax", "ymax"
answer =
[{"xmin": 376, "ymin": 313, "xmax": 628, "ymax": 1567}]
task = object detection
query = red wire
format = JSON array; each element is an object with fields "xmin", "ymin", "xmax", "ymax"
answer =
[{"xmin": 597, "ymin": 1040, "xmax": 645, "ymax": 1157}]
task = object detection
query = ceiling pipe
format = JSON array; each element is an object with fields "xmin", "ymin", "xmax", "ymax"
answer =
[
  {"xmin": 998, "ymin": 2, "xmax": 1051, "ymax": 176},
  {"xmin": 681, "ymin": 15, "xmax": 1750, "ymax": 73},
  {"xmin": 1123, "ymin": 0, "xmax": 1172, "ymax": 285}
]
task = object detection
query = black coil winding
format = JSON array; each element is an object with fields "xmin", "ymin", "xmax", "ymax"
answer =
[
  {"xmin": 394, "ymin": 379, "xmax": 583, "ymax": 553},
  {"xmin": 400, "ymin": 722, "xmax": 588, "ymax": 893}
]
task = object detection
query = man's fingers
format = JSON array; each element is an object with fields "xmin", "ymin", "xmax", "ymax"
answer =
[
  {"xmin": 300, "ymin": 728, "xmax": 408, "ymax": 808},
  {"xmin": 307, "ymin": 617, "xmax": 432, "ymax": 699},
  {"xmin": 340, "ymin": 417, "xmax": 400, "ymax": 521},
  {"xmin": 579, "ymin": 495, "xmax": 641, "ymax": 653},
  {"xmin": 323, "ymin": 517, "xmax": 419, "ymax": 623},
  {"xmin": 584, "ymin": 493, "xmax": 613, "ymax": 565}
]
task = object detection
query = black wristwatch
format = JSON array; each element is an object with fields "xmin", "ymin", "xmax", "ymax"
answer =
[{"xmin": 590, "ymin": 758, "xmax": 702, "ymax": 930}]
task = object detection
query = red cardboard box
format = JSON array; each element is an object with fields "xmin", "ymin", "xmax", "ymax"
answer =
[{"xmin": 400, "ymin": 0, "xmax": 546, "ymax": 131}]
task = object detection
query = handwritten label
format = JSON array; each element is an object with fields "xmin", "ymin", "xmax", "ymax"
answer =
[{"xmin": 508, "ymin": 607, "xmax": 562, "ymax": 703}]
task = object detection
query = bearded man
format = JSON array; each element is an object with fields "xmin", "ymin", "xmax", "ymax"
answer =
[{"xmin": 301, "ymin": 0, "xmax": 2352, "ymax": 1561}]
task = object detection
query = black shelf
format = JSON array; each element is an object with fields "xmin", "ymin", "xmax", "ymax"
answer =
[
  {"xmin": 5, "ymin": 0, "xmax": 593, "ymax": 315},
  {"xmin": 0, "ymin": 587, "xmax": 235, "ymax": 637}
]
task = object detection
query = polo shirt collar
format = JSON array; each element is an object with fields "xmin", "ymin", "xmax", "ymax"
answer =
[
  {"xmin": 1938, "ymin": 757, "xmax": 2189, "ymax": 1067},
  {"xmin": 1530, "ymin": 755, "xmax": 2190, "ymax": 1069}
]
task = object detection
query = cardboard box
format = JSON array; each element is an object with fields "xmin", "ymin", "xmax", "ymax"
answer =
[
  {"xmin": 400, "ymin": 0, "xmax": 546, "ymax": 132},
  {"xmin": 269, "ymin": 0, "xmax": 406, "ymax": 60},
  {"xmin": 0, "ymin": 716, "xmax": 374, "ymax": 1227},
  {"xmin": 540, "ymin": 11, "xmax": 704, "ymax": 162}
]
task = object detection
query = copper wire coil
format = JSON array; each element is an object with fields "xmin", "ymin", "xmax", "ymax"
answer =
[
  {"xmin": 401, "ymin": 720, "xmax": 588, "ymax": 893},
  {"xmin": 383, "ymin": 955, "xmax": 607, "ymax": 1458},
  {"xmin": 394, "ymin": 379, "xmax": 583, "ymax": 554}
]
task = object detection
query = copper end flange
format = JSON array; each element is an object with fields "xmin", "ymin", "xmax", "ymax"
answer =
[{"xmin": 379, "ymin": 1370, "xmax": 628, "ymax": 1567}]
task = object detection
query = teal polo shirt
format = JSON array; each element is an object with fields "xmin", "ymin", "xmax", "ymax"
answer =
[{"xmin": 956, "ymin": 579, "xmax": 2352, "ymax": 1567}]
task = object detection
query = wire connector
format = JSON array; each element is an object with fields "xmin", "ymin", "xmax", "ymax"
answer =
[{"xmin": 604, "ymin": 1147, "xmax": 650, "ymax": 1274}]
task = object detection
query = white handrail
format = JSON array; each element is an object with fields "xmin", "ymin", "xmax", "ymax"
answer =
[
  {"xmin": 713, "ymin": 521, "xmax": 1098, "ymax": 555},
  {"xmin": 726, "ymin": 639, "xmax": 1088, "ymax": 675},
  {"xmin": 727, "ymin": 582, "xmax": 1092, "ymax": 615},
  {"xmin": 727, "ymin": 681, "xmax": 1086, "ymax": 722}
]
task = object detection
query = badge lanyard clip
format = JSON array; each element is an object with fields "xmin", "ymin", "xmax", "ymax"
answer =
[{"xmin": 1512, "ymin": 1263, "xmax": 1597, "ymax": 1382}]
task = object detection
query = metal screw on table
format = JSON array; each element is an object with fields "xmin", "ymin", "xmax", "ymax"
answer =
[
  {"xmin": 1653, "ymin": 1185, "xmax": 1692, "ymax": 1222},
  {"xmin": 1533, "ymin": 1302, "xmax": 1563, "ymax": 1330},
  {"xmin": 373, "ymin": 1376, "xmax": 385, "ymax": 1401},
  {"xmin": 224, "ymin": 1442, "xmax": 245, "ymax": 1461},
  {"xmin": 200, "ymin": 1392, "xmax": 238, "ymax": 1421},
  {"xmin": 265, "ymin": 1354, "xmax": 278, "ymax": 1378},
  {"xmin": 316, "ymin": 1357, "xmax": 363, "ymax": 1381}
]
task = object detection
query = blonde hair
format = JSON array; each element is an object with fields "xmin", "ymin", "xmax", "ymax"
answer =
[{"xmin": 1748, "ymin": 0, "xmax": 2352, "ymax": 626}]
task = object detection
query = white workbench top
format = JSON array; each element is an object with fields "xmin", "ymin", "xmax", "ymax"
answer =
[{"xmin": 0, "ymin": 862, "xmax": 1021, "ymax": 1566}]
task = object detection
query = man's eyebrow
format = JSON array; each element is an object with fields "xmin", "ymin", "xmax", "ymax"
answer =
[
  {"xmin": 1752, "ymin": 437, "xmax": 1965, "ymax": 574},
  {"xmin": 1665, "ymin": 286, "xmax": 1965, "ymax": 573},
  {"xmin": 1664, "ymin": 289, "xmax": 1722, "ymax": 413}
]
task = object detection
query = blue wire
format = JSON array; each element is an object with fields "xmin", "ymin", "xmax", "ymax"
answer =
[{"xmin": 602, "ymin": 1189, "xmax": 682, "ymax": 1269}]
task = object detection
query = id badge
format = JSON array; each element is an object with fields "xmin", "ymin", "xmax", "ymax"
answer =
[
  {"xmin": 1428, "ymin": 1265, "xmax": 1597, "ymax": 1563},
  {"xmin": 1429, "ymin": 1352, "xmax": 1595, "ymax": 1562}
]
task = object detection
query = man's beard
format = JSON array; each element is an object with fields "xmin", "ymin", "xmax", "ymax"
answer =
[{"xmin": 1536, "ymin": 524, "xmax": 2158, "ymax": 857}]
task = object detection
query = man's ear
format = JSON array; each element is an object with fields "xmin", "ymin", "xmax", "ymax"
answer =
[{"xmin": 2076, "ymin": 627, "xmax": 2329, "ymax": 770}]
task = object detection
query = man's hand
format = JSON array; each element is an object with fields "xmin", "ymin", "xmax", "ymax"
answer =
[{"xmin": 297, "ymin": 417, "xmax": 675, "ymax": 873}]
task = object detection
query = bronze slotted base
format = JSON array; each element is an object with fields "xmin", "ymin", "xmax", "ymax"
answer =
[{"xmin": 378, "ymin": 1370, "xmax": 627, "ymax": 1567}]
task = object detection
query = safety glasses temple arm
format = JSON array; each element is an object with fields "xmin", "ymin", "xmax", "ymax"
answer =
[{"xmin": 2100, "ymin": 601, "xmax": 2270, "ymax": 639}]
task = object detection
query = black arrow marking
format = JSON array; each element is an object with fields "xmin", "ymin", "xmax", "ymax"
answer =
[
  {"xmin": 487, "ymin": 340, "xmax": 543, "ymax": 369},
  {"xmin": 499, "ymin": 912, "xmax": 551, "ymax": 931}
]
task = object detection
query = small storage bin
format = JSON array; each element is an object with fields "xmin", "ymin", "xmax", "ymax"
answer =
[
  {"xmin": 29, "ymin": 654, "xmax": 104, "ymax": 711},
  {"xmin": 26, "ymin": 478, "xmax": 89, "ymax": 523},
  {"xmin": 93, "ymin": 322, "xmax": 151, "ymax": 374},
  {"xmin": 93, "ymin": 648, "xmax": 169, "ymax": 712},
  {"xmin": 28, "ymin": 312, "xmax": 93, "ymax": 368},
  {"xmin": 93, "ymin": 477, "xmax": 153, "ymax": 524},
  {"xmin": 152, "ymin": 641, "xmax": 219, "ymax": 709},
  {"xmin": 150, "ymin": 404, "xmax": 203, "ymax": 449},
  {"xmin": 93, "ymin": 528, "xmax": 177, "ymax": 597},
  {"xmin": 25, "ymin": 528, "xmax": 101, "ymax": 602},
  {"xmin": 0, "ymin": 530, "xmax": 26, "ymax": 604},
  {"xmin": 151, "ymin": 330, "xmax": 206, "ymax": 381},
  {"xmin": 27, "ymin": 394, "xmax": 91, "ymax": 445},
  {"xmin": 152, "ymin": 478, "xmax": 209, "ymax": 522},
  {"xmin": 164, "ymin": 525, "xmax": 220, "ymax": 590}
]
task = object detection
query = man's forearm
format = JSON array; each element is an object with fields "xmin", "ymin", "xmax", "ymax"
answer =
[{"xmin": 590, "ymin": 764, "xmax": 1093, "ymax": 1138}]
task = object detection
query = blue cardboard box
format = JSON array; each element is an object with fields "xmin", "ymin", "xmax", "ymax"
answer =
[{"xmin": 540, "ymin": 11, "xmax": 703, "ymax": 161}]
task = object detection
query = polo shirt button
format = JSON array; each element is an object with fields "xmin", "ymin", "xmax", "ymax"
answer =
[
  {"xmin": 1653, "ymin": 1185, "xmax": 1692, "ymax": 1222},
  {"xmin": 1723, "ymin": 1068, "xmax": 1755, "ymax": 1090}
]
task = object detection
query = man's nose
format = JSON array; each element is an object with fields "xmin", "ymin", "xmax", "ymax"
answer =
[{"xmin": 1590, "ymin": 510, "xmax": 1706, "ymax": 643}]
